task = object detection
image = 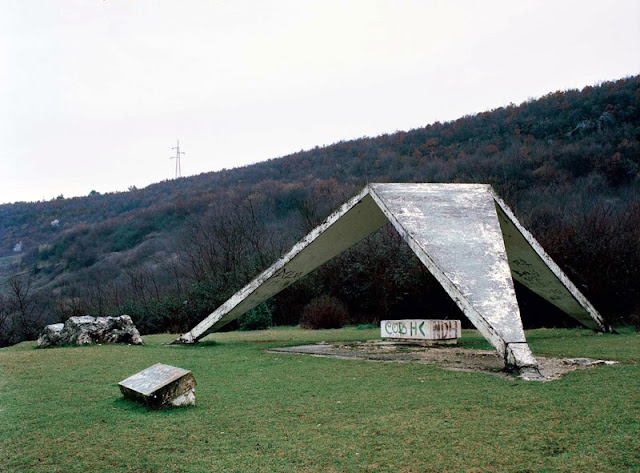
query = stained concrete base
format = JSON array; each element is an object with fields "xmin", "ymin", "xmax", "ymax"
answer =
[{"xmin": 267, "ymin": 341, "xmax": 617, "ymax": 381}]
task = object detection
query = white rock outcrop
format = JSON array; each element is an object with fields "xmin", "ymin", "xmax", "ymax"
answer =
[{"xmin": 38, "ymin": 315, "xmax": 143, "ymax": 347}]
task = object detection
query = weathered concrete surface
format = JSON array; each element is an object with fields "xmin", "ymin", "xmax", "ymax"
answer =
[
  {"xmin": 173, "ymin": 189, "xmax": 388, "ymax": 343},
  {"xmin": 491, "ymin": 191, "xmax": 610, "ymax": 331},
  {"xmin": 368, "ymin": 184, "xmax": 535, "ymax": 370},
  {"xmin": 175, "ymin": 184, "xmax": 606, "ymax": 373},
  {"xmin": 38, "ymin": 315, "xmax": 143, "ymax": 347},
  {"xmin": 381, "ymin": 320, "xmax": 461, "ymax": 341},
  {"xmin": 118, "ymin": 363, "xmax": 196, "ymax": 409}
]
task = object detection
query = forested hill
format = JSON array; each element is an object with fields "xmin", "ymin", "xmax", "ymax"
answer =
[{"xmin": 1, "ymin": 75, "xmax": 639, "ymax": 346}]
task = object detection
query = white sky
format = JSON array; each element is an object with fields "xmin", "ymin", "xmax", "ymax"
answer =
[{"xmin": 1, "ymin": 0, "xmax": 639, "ymax": 204}]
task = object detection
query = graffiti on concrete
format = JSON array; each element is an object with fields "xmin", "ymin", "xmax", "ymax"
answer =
[{"xmin": 381, "ymin": 319, "xmax": 461, "ymax": 341}]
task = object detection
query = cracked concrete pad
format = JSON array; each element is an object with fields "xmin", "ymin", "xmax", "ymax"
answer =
[{"xmin": 268, "ymin": 342, "xmax": 618, "ymax": 381}]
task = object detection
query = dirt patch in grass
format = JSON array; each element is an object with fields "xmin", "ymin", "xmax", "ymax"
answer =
[{"xmin": 268, "ymin": 340, "xmax": 618, "ymax": 381}]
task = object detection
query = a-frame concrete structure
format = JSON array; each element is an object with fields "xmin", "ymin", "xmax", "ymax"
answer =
[{"xmin": 174, "ymin": 184, "xmax": 610, "ymax": 373}]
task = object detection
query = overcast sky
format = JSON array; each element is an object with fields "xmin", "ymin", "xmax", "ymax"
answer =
[{"xmin": 1, "ymin": 0, "xmax": 639, "ymax": 204}]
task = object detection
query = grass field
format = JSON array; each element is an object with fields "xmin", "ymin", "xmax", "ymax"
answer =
[{"xmin": 1, "ymin": 327, "xmax": 638, "ymax": 472}]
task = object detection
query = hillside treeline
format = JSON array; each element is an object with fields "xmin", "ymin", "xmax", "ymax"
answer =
[{"xmin": 1, "ymin": 76, "xmax": 638, "ymax": 346}]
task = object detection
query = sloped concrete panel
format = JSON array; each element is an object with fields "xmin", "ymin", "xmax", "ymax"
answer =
[
  {"xmin": 491, "ymin": 193, "xmax": 608, "ymax": 331},
  {"xmin": 368, "ymin": 184, "xmax": 531, "ymax": 365},
  {"xmin": 174, "ymin": 190, "xmax": 388, "ymax": 343}
]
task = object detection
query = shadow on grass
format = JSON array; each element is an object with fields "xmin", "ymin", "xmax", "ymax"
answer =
[
  {"xmin": 32, "ymin": 343, "xmax": 152, "ymax": 351},
  {"xmin": 457, "ymin": 340, "xmax": 493, "ymax": 349},
  {"xmin": 525, "ymin": 328, "xmax": 630, "ymax": 341},
  {"xmin": 163, "ymin": 340, "xmax": 219, "ymax": 349},
  {"xmin": 112, "ymin": 396, "xmax": 198, "ymax": 414},
  {"xmin": 31, "ymin": 343, "xmax": 96, "ymax": 350}
]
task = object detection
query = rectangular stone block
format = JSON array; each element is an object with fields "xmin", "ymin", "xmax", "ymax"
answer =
[
  {"xmin": 118, "ymin": 363, "xmax": 196, "ymax": 409},
  {"xmin": 381, "ymin": 319, "xmax": 461, "ymax": 341}
]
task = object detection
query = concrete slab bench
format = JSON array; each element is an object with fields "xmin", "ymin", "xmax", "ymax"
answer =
[{"xmin": 381, "ymin": 319, "xmax": 461, "ymax": 345}]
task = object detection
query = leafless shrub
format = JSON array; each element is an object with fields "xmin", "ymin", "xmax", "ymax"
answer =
[{"xmin": 300, "ymin": 295, "xmax": 349, "ymax": 330}]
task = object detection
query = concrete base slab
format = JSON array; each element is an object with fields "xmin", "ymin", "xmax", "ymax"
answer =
[{"xmin": 268, "ymin": 341, "xmax": 617, "ymax": 381}]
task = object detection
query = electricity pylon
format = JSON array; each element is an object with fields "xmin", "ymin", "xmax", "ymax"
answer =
[{"xmin": 170, "ymin": 139, "xmax": 185, "ymax": 178}]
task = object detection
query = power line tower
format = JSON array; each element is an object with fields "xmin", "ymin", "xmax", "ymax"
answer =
[{"xmin": 170, "ymin": 139, "xmax": 185, "ymax": 178}]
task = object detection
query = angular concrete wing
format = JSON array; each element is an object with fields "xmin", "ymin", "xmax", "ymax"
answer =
[
  {"xmin": 174, "ymin": 184, "xmax": 609, "ymax": 373},
  {"xmin": 490, "ymin": 190, "xmax": 607, "ymax": 331},
  {"xmin": 368, "ymin": 184, "xmax": 536, "ymax": 370},
  {"xmin": 173, "ymin": 188, "xmax": 388, "ymax": 343}
]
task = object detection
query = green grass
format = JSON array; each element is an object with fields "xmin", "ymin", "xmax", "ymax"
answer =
[{"xmin": 1, "ymin": 327, "xmax": 638, "ymax": 472}]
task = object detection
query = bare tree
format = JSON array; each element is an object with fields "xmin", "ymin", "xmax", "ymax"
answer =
[
  {"xmin": 0, "ymin": 293, "xmax": 12, "ymax": 346},
  {"xmin": 2, "ymin": 273, "xmax": 51, "ymax": 344},
  {"xmin": 179, "ymin": 196, "xmax": 277, "ymax": 290}
]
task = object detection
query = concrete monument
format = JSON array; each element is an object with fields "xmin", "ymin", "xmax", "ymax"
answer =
[{"xmin": 174, "ymin": 184, "xmax": 610, "ymax": 374}]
